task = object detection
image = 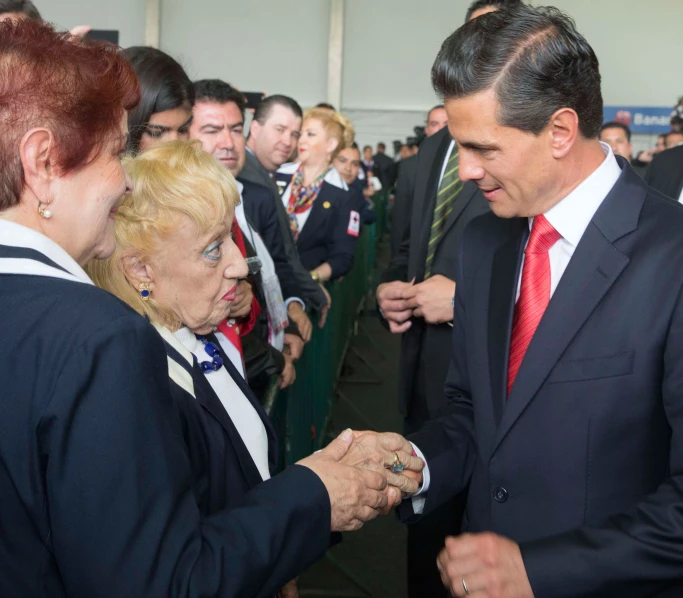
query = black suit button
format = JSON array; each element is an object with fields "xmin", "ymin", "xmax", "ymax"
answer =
[{"xmin": 493, "ymin": 487, "xmax": 508, "ymax": 503}]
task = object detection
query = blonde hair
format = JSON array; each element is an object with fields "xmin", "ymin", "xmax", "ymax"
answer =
[
  {"xmin": 303, "ymin": 107, "xmax": 355, "ymax": 160},
  {"xmin": 87, "ymin": 140, "xmax": 240, "ymax": 328}
]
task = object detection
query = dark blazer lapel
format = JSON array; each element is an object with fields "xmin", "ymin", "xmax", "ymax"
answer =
[
  {"xmin": 413, "ymin": 131, "xmax": 453, "ymax": 280},
  {"xmin": 440, "ymin": 182, "xmax": 478, "ymax": 240},
  {"xmin": 492, "ymin": 161, "xmax": 642, "ymax": 454},
  {"xmin": 208, "ymin": 334, "xmax": 279, "ymax": 472},
  {"xmin": 296, "ymin": 189, "xmax": 331, "ymax": 247},
  {"xmin": 191, "ymin": 363, "xmax": 265, "ymax": 488},
  {"xmin": 486, "ymin": 219, "xmax": 528, "ymax": 429}
]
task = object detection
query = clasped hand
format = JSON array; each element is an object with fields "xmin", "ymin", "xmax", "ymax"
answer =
[{"xmin": 297, "ymin": 429, "xmax": 424, "ymax": 532}]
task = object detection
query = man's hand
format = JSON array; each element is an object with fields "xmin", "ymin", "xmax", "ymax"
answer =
[
  {"xmin": 278, "ymin": 353, "xmax": 296, "ymax": 389},
  {"xmin": 229, "ymin": 280, "xmax": 253, "ymax": 319},
  {"xmin": 279, "ymin": 578, "xmax": 298, "ymax": 598},
  {"xmin": 288, "ymin": 302, "xmax": 312, "ymax": 342},
  {"xmin": 402, "ymin": 274, "xmax": 455, "ymax": 324},
  {"xmin": 70, "ymin": 25, "xmax": 92, "ymax": 38},
  {"xmin": 437, "ymin": 533, "xmax": 534, "ymax": 598},
  {"xmin": 318, "ymin": 284, "xmax": 332, "ymax": 329},
  {"xmin": 283, "ymin": 333, "xmax": 304, "ymax": 361},
  {"xmin": 376, "ymin": 280, "xmax": 415, "ymax": 333},
  {"xmin": 342, "ymin": 431, "xmax": 424, "ymax": 505},
  {"xmin": 298, "ymin": 429, "xmax": 390, "ymax": 532}
]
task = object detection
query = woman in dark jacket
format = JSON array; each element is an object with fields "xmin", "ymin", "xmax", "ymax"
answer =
[{"xmin": 275, "ymin": 108, "xmax": 359, "ymax": 283}]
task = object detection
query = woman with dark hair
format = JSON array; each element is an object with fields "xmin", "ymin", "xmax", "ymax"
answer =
[{"xmin": 122, "ymin": 46, "xmax": 195, "ymax": 153}]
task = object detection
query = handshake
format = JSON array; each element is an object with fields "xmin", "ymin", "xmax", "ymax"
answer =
[{"xmin": 298, "ymin": 429, "xmax": 424, "ymax": 532}]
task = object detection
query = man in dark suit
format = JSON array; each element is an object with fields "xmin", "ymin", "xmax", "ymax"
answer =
[
  {"xmin": 390, "ymin": 104, "xmax": 449, "ymax": 258},
  {"xmin": 373, "ymin": 142, "xmax": 396, "ymax": 189},
  {"xmin": 645, "ymin": 144, "xmax": 683, "ymax": 201},
  {"xmin": 241, "ymin": 95, "xmax": 331, "ymax": 323},
  {"xmin": 599, "ymin": 121, "xmax": 648, "ymax": 178},
  {"xmin": 371, "ymin": 5, "xmax": 683, "ymax": 596}
]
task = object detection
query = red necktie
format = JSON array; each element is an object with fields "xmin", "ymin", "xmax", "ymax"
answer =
[{"xmin": 507, "ymin": 214, "xmax": 561, "ymax": 395}]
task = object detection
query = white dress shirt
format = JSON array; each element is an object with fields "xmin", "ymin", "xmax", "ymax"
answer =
[
  {"xmin": 174, "ymin": 326, "xmax": 271, "ymax": 482},
  {"xmin": 411, "ymin": 142, "xmax": 622, "ymax": 514}
]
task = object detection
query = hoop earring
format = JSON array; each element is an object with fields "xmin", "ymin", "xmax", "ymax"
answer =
[
  {"xmin": 139, "ymin": 283, "xmax": 151, "ymax": 300},
  {"xmin": 37, "ymin": 202, "xmax": 53, "ymax": 219}
]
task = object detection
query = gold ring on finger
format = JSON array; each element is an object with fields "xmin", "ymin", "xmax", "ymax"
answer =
[{"xmin": 391, "ymin": 451, "xmax": 404, "ymax": 473}]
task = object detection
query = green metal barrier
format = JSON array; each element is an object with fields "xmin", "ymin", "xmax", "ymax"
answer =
[{"xmin": 265, "ymin": 191, "xmax": 388, "ymax": 466}]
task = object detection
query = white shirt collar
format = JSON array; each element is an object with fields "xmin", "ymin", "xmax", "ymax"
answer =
[
  {"xmin": 540, "ymin": 142, "xmax": 622, "ymax": 247},
  {"xmin": 0, "ymin": 218, "xmax": 94, "ymax": 285}
]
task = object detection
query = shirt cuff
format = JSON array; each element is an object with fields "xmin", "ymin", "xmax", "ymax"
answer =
[
  {"xmin": 410, "ymin": 442, "xmax": 430, "ymax": 515},
  {"xmin": 285, "ymin": 297, "xmax": 305, "ymax": 310}
]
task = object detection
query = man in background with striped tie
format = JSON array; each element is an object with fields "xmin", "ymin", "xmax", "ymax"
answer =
[{"xmin": 377, "ymin": 2, "xmax": 524, "ymax": 596}]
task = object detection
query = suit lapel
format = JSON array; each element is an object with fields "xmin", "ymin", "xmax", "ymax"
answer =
[
  {"xmin": 440, "ymin": 182, "xmax": 478, "ymax": 240},
  {"xmin": 296, "ymin": 187, "xmax": 331, "ymax": 246},
  {"xmin": 486, "ymin": 219, "xmax": 528, "ymax": 427},
  {"xmin": 491, "ymin": 160, "xmax": 643, "ymax": 454},
  {"xmin": 413, "ymin": 131, "xmax": 453, "ymax": 280}
]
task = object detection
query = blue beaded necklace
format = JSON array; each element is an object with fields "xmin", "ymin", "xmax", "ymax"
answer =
[{"xmin": 197, "ymin": 336, "xmax": 224, "ymax": 373}]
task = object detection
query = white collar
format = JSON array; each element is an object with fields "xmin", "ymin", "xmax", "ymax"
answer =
[
  {"xmin": 538, "ymin": 142, "xmax": 622, "ymax": 247},
  {"xmin": 0, "ymin": 218, "xmax": 94, "ymax": 285},
  {"xmin": 275, "ymin": 161, "xmax": 348, "ymax": 190}
]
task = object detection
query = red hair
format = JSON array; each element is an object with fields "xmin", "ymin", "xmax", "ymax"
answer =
[{"xmin": 0, "ymin": 19, "xmax": 140, "ymax": 210}]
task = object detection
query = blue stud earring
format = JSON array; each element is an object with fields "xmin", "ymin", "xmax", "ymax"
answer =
[{"xmin": 139, "ymin": 283, "xmax": 151, "ymax": 301}]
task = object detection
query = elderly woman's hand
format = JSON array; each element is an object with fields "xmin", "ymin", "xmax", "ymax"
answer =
[{"xmin": 229, "ymin": 280, "xmax": 253, "ymax": 319}]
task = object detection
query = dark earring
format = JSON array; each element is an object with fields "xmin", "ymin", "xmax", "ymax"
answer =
[{"xmin": 139, "ymin": 283, "xmax": 151, "ymax": 300}]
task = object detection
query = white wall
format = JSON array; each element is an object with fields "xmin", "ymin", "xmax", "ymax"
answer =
[
  {"xmin": 39, "ymin": 0, "xmax": 146, "ymax": 48},
  {"xmin": 528, "ymin": 0, "xmax": 683, "ymax": 106},
  {"xmin": 159, "ymin": 0, "xmax": 330, "ymax": 108}
]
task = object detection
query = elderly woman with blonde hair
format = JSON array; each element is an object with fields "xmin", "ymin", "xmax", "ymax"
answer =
[{"xmin": 88, "ymin": 139, "xmax": 282, "ymax": 506}]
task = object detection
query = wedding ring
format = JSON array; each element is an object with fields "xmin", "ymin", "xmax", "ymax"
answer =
[
  {"xmin": 391, "ymin": 451, "xmax": 404, "ymax": 473},
  {"xmin": 462, "ymin": 577, "xmax": 470, "ymax": 595}
]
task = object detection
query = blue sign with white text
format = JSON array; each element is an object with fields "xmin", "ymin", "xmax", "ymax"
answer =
[{"xmin": 603, "ymin": 106, "xmax": 671, "ymax": 134}]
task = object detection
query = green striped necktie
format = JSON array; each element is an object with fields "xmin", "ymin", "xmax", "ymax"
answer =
[{"xmin": 424, "ymin": 148, "xmax": 463, "ymax": 278}]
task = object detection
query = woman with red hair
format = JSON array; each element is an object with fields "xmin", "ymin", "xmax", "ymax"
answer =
[{"xmin": 0, "ymin": 18, "xmax": 400, "ymax": 598}]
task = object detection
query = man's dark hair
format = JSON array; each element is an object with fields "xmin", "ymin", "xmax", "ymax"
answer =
[
  {"xmin": 0, "ymin": 0, "xmax": 41, "ymax": 20},
  {"xmin": 315, "ymin": 102, "xmax": 336, "ymax": 111},
  {"xmin": 433, "ymin": 5, "xmax": 603, "ymax": 139},
  {"xmin": 253, "ymin": 94, "xmax": 303, "ymax": 125},
  {"xmin": 600, "ymin": 121, "xmax": 631, "ymax": 142},
  {"xmin": 122, "ymin": 47, "xmax": 194, "ymax": 153},
  {"xmin": 363, "ymin": 145, "xmax": 372, "ymax": 152},
  {"xmin": 193, "ymin": 79, "xmax": 247, "ymax": 118},
  {"xmin": 377, "ymin": 142, "xmax": 386, "ymax": 152},
  {"xmin": 465, "ymin": 0, "xmax": 522, "ymax": 22}
]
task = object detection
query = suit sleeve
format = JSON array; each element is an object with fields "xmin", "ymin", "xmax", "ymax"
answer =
[
  {"xmin": 46, "ymin": 316, "xmax": 330, "ymax": 598},
  {"xmin": 325, "ymin": 191, "xmax": 357, "ymax": 280},
  {"xmin": 396, "ymin": 227, "xmax": 478, "ymax": 522},
  {"xmin": 520, "ymin": 281, "xmax": 683, "ymax": 598},
  {"xmin": 390, "ymin": 159, "xmax": 415, "ymax": 260},
  {"xmin": 254, "ymin": 197, "xmax": 301, "ymax": 302}
]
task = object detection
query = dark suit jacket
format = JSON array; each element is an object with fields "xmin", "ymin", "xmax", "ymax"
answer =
[
  {"xmin": 401, "ymin": 161, "xmax": 683, "ymax": 597},
  {"xmin": 240, "ymin": 150, "xmax": 327, "ymax": 311},
  {"xmin": 163, "ymin": 333, "xmax": 278, "ymax": 514},
  {"xmin": 239, "ymin": 177, "xmax": 300, "ymax": 302},
  {"xmin": 645, "ymin": 144, "xmax": 683, "ymax": 200},
  {"xmin": 349, "ymin": 178, "xmax": 377, "ymax": 226},
  {"xmin": 373, "ymin": 152, "xmax": 396, "ymax": 188},
  {"xmin": 382, "ymin": 127, "xmax": 489, "ymax": 418},
  {"xmin": 274, "ymin": 176, "xmax": 358, "ymax": 280},
  {"xmin": 0, "ymin": 265, "xmax": 332, "ymax": 598},
  {"xmin": 391, "ymin": 154, "xmax": 418, "ymax": 259}
]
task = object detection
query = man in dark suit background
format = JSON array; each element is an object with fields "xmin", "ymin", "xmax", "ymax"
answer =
[
  {"xmin": 645, "ymin": 144, "xmax": 683, "ymax": 201},
  {"xmin": 241, "ymin": 95, "xmax": 331, "ymax": 327},
  {"xmin": 373, "ymin": 141, "xmax": 396, "ymax": 189},
  {"xmin": 369, "ymin": 5, "xmax": 683, "ymax": 597},
  {"xmin": 390, "ymin": 104, "xmax": 448, "ymax": 258},
  {"xmin": 377, "ymin": 2, "xmax": 520, "ymax": 596}
]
